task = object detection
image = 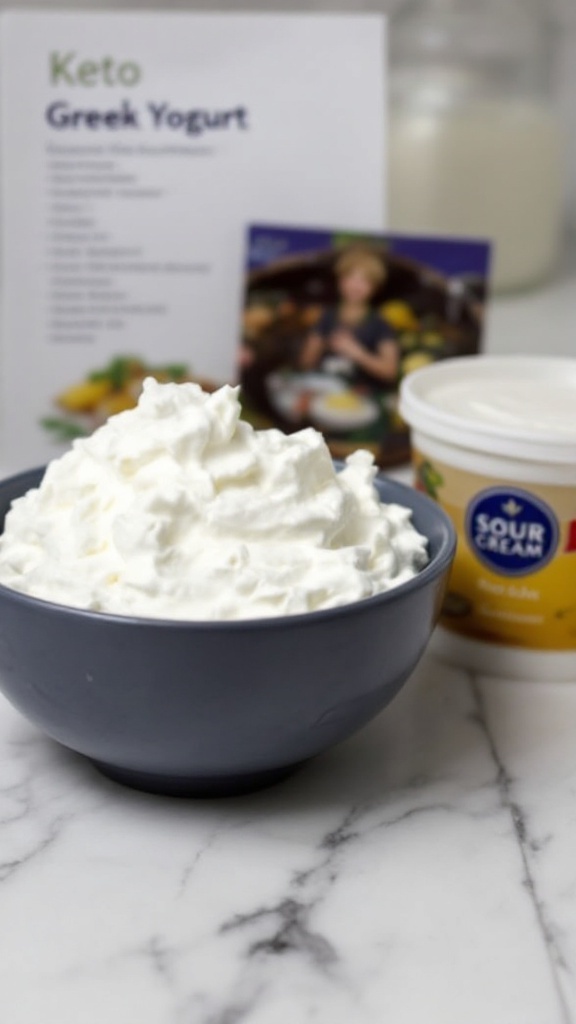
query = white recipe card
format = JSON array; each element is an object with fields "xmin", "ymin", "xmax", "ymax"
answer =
[{"xmin": 0, "ymin": 11, "xmax": 386, "ymax": 471}]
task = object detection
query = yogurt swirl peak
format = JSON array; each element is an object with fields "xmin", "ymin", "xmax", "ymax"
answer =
[{"xmin": 0, "ymin": 379, "xmax": 428, "ymax": 620}]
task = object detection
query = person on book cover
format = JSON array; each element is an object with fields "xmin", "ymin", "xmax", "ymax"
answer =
[{"xmin": 299, "ymin": 247, "xmax": 399, "ymax": 387}]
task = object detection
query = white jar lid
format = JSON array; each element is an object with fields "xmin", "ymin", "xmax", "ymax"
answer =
[{"xmin": 399, "ymin": 355, "xmax": 576, "ymax": 464}]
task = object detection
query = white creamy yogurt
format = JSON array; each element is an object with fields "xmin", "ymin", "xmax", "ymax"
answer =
[{"xmin": 0, "ymin": 379, "xmax": 428, "ymax": 620}]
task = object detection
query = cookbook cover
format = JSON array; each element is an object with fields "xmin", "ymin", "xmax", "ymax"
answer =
[
  {"xmin": 0, "ymin": 11, "xmax": 386, "ymax": 471},
  {"xmin": 239, "ymin": 224, "xmax": 491, "ymax": 466}
]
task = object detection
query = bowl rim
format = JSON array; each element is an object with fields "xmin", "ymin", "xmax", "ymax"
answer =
[{"xmin": 0, "ymin": 467, "xmax": 456, "ymax": 632}]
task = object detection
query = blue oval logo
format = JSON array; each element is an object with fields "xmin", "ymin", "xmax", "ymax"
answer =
[{"xmin": 466, "ymin": 487, "xmax": 559, "ymax": 577}]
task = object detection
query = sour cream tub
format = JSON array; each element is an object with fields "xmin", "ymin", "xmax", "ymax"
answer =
[{"xmin": 400, "ymin": 356, "xmax": 576, "ymax": 680}]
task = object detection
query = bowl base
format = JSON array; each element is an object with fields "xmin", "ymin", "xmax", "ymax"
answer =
[{"xmin": 90, "ymin": 759, "xmax": 305, "ymax": 798}]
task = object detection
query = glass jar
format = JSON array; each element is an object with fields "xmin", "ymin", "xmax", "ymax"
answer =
[{"xmin": 389, "ymin": 0, "xmax": 564, "ymax": 292}]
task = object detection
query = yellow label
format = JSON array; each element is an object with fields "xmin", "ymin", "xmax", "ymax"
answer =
[{"xmin": 414, "ymin": 451, "xmax": 576, "ymax": 651}]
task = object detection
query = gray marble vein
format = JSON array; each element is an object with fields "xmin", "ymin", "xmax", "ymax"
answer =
[
  {"xmin": 471, "ymin": 676, "xmax": 573, "ymax": 1024},
  {"xmin": 478, "ymin": 675, "xmax": 576, "ymax": 1021},
  {"xmin": 1, "ymin": 656, "xmax": 576, "ymax": 1024}
]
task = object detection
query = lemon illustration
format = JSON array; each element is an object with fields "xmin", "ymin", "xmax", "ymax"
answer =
[
  {"xmin": 381, "ymin": 301, "xmax": 419, "ymax": 332},
  {"xmin": 401, "ymin": 352, "xmax": 434, "ymax": 377}
]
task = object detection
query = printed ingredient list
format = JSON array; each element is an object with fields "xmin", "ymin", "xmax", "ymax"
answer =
[{"xmin": 1, "ymin": 11, "xmax": 386, "ymax": 469}]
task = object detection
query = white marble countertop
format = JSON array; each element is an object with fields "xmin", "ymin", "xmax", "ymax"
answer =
[
  {"xmin": 1, "ymin": 657, "xmax": 576, "ymax": 1024},
  {"xmin": 1, "ymin": 265, "xmax": 576, "ymax": 1024}
]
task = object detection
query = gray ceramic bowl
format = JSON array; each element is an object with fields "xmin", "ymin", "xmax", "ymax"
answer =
[{"xmin": 0, "ymin": 468, "xmax": 455, "ymax": 797}]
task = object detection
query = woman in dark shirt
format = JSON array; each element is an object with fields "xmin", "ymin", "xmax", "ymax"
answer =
[{"xmin": 300, "ymin": 248, "xmax": 399, "ymax": 387}]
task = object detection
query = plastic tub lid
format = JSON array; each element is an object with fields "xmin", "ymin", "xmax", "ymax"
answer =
[{"xmin": 399, "ymin": 355, "xmax": 576, "ymax": 464}]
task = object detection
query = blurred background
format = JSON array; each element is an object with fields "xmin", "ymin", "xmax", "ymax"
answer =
[
  {"xmin": 3, "ymin": 0, "xmax": 569, "ymax": 260},
  {"xmin": 1, "ymin": 0, "xmax": 574, "ymax": 306}
]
